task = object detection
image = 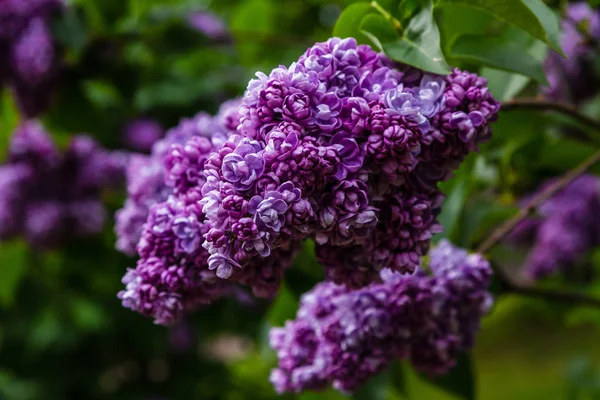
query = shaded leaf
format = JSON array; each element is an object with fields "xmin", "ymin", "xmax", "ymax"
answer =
[
  {"xmin": 389, "ymin": 361, "xmax": 409, "ymax": 397},
  {"xmin": 353, "ymin": 368, "xmax": 390, "ymax": 400},
  {"xmin": 333, "ymin": 2, "xmax": 375, "ymax": 44},
  {"xmin": 360, "ymin": 13, "xmax": 399, "ymax": 50},
  {"xmin": 451, "ymin": 34, "xmax": 548, "ymax": 83},
  {"xmin": 0, "ymin": 241, "xmax": 28, "ymax": 308},
  {"xmin": 365, "ymin": 1, "xmax": 451, "ymax": 74},
  {"xmin": 521, "ymin": 0, "xmax": 564, "ymax": 56},
  {"xmin": 420, "ymin": 352, "xmax": 475, "ymax": 400},
  {"xmin": 437, "ymin": 0, "xmax": 564, "ymax": 55}
]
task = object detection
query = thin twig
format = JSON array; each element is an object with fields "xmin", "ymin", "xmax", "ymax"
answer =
[
  {"xmin": 502, "ymin": 98, "xmax": 600, "ymax": 132},
  {"xmin": 492, "ymin": 263, "xmax": 600, "ymax": 308},
  {"xmin": 476, "ymin": 148, "xmax": 600, "ymax": 254},
  {"xmin": 507, "ymin": 285, "xmax": 600, "ymax": 307}
]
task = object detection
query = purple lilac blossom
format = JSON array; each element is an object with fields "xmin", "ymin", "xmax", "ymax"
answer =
[
  {"xmin": 543, "ymin": 2, "xmax": 600, "ymax": 104},
  {"xmin": 187, "ymin": 11, "xmax": 228, "ymax": 40},
  {"xmin": 269, "ymin": 240, "xmax": 493, "ymax": 394},
  {"xmin": 115, "ymin": 100, "xmax": 241, "ymax": 255},
  {"xmin": 0, "ymin": 121, "xmax": 127, "ymax": 248},
  {"xmin": 195, "ymin": 38, "xmax": 499, "ymax": 293},
  {"xmin": 123, "ymin": 118, "xmax": 165, "ymax": 153},
  {"xmin": 118, "ymin": 38, "xmax": 499, "ymax": 323},
  {"xmin": 509, "ymin": 175, "xmax": 600, "ymax": 279},
  {"xmin": 116, "ymin": 100, "xmax": 244, "ymax": 324},
  {"xmin": 0, "ymin": 0, "xmax": 64, "ymax": 117}
]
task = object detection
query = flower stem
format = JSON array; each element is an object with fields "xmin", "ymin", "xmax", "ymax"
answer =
[
  {"xmin": 371, "ymin": 0, "xmax": 403, "ymax": 32},
  {"xmin": 476, "ymin": 147, "xmax": 600, "ymax": 255},
  {"xmin": 502, "ymin": 98, "xmax": 600, "ymax": 132}
]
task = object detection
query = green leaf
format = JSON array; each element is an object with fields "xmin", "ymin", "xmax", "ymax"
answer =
[
  {"xmin": 0, "ymin": 241, "xmax": 28, "ymax": 308},
  {"xmin": 360, "ymin": 13, "xmax": 399, "ymax": 50},
  {"xmin": 420, "ymin": 352, "xmax": 475, "ymax": 400},
  {"xmin": 353, "ymin": 368, "xmax": 390, "ymax": 400},
  {"xmin": 436, "ymin": 0, "xmax": 564, "ymax": 56},
  {"xmin": 365, "ymin": 1, "xmax": 451, "ymax": 74},
  {"xmin": 451, "ymin": 34, "xmax": 548, "ymax": 84},
  {"xmin": 333, "ymin": 2, "xmax": 375, "ymax": 44},
  {"xmin": 389, "ymin": 361, "xmax": 409, "ymax": 397},
  {"xmin": 81, "ymin": 80, "xmax": 123, "ymax": 109},
  {"xmin": 521, "ymin": 0, "xmax": 564, "ymax": 56},
  {"xmin": 436, "ymin": 173, "xmax": 469, "ymax": 242}
]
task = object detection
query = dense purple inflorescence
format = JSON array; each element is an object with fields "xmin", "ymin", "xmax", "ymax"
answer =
[
  {"xmin": 269, "ymin": 240, "xmax": 493, "ymax": 394},
  {"xmin": 0, "ymin": 0, "xmax": 64, "ymax": 117},
  {"xmin": 116, "ymin": 100, "xmax": 246, "ymax": 324},
  {"xmin": 509, "ymin": 175, "xmax": 600, "ymax": 279},
  {"xmin": 116, "ymin": 38, "xmax": 499, "ymax": 325},
  {"xmin": 0, "ymin": 121, "xmax": 127, "ymax": 247},
  {"xmin": 544, "ymin": 2, "xmax": 600, "ymax": 103},
  {"xmin": 199, "ymin": 37, "xmax": 499, "ymax": 291}
]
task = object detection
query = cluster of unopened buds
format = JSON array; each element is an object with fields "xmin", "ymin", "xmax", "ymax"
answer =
[{"xmin": 115, "ymin": 37, "xmax": 500, "ymax": 392}]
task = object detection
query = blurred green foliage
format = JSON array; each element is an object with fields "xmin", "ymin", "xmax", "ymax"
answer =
[{"xmin": 1, "ymin": 0, "xmax": 600, "ymax": 399}]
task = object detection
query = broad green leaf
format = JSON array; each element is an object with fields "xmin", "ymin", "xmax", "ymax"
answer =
[
  {"xmin": 420, "ymin": 352, "xmax": 475, "ymax": 400},
  {"xmin": 333, "ymin": 2, "xmax": 375, "ymax": 44},
  {"xmin": 360, "ymin": 14, "xmax": 399, "ymax": 50},
  {"xmin": 365, "ymin": 1, "xmax": 451, "ymax": 74},
  {"xmin": 436, "ymin": 0, "xmax": 564, "ymax": 55},
  {"xmin": 0, "ymin": 241, "xmax": 28, "ymax": 308},
  {"xmin": 451, "ymin": 34, "xmax": 548, "ymax": 84},
  {"xmin": 521, "ymin": 0, "xmax": 564, "ymax": 56},
  {"xmin": 396, "ymin": 0, "xmax": 422, "ymax": 24},
  {"xmin": 481, "ymin": 40, "xmax": 547, "ymax": 101}
]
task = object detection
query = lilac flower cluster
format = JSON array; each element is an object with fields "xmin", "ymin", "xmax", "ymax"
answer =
[
  {"xmin": 187, "ymin": 11, "xmax": 228, "ymax": 40},
  {"xmin": 269, "ymin": 240, "xmax": 493, "ymax": 394},
  {"xmin": 116, "ymin": 100, "xmax": 246, "ymax": 324},
  {"xmin": 544, "ymin": 2, "xmax": 600, "ymax": 104},
  {"xmin": 0, "ymin": 121, "xmax": 127, "ymax": 248},
  {"xmin": 0, "ymin": 0, "xmax": 64, "ymax": 117},
  {"xmin": 123, "ymin": 118, "xmax": 165, "ymax": 153},
  {"xmin": 509, "ymin": 175, "xmax": 600, "ymax": 279},
  {"xmin": 197, "ymin": 37, "xmax": 499, "ymax": 292}
]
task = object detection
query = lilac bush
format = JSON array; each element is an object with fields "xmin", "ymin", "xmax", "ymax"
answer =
[
  {"xmin": 0, "ymin": 0, "xmax": 64, "ymax": 117},
  {"xmin": 510, "ymin": 175, "xmax": 600, "ymax": 279},
  {"xmin": 0, "ymin": 121, "xmax": 127, "ymax": 247},
  {"xmin": 269, "ymin": 240, "xmax": 493, "ymax": 394}
]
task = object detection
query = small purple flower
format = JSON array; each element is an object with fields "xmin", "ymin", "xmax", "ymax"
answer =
[
  {"xmin": 208, "ymin": 253, "xmax": 242, "ymax": 279},
  {"xmin": 330, "ymin": 132, "xmax": 363, "ymax": 180},
  {"xmin": 313, "ymin": 93, "xmax": 342, "ymax": 131},
  {"xmin": 283, "ymin": 93, "xmax": 312, "ymax": 125},
  {"xmin": 450, "ymin": 111, "xmax": 485, "ymax": 141},
  {"xmin": 222, "ymin": 140, "xmax": 265, "ymax": 191},
  {"xmin": 249, "ymin": 190, "xmax": 290, "ymax": 233}
]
